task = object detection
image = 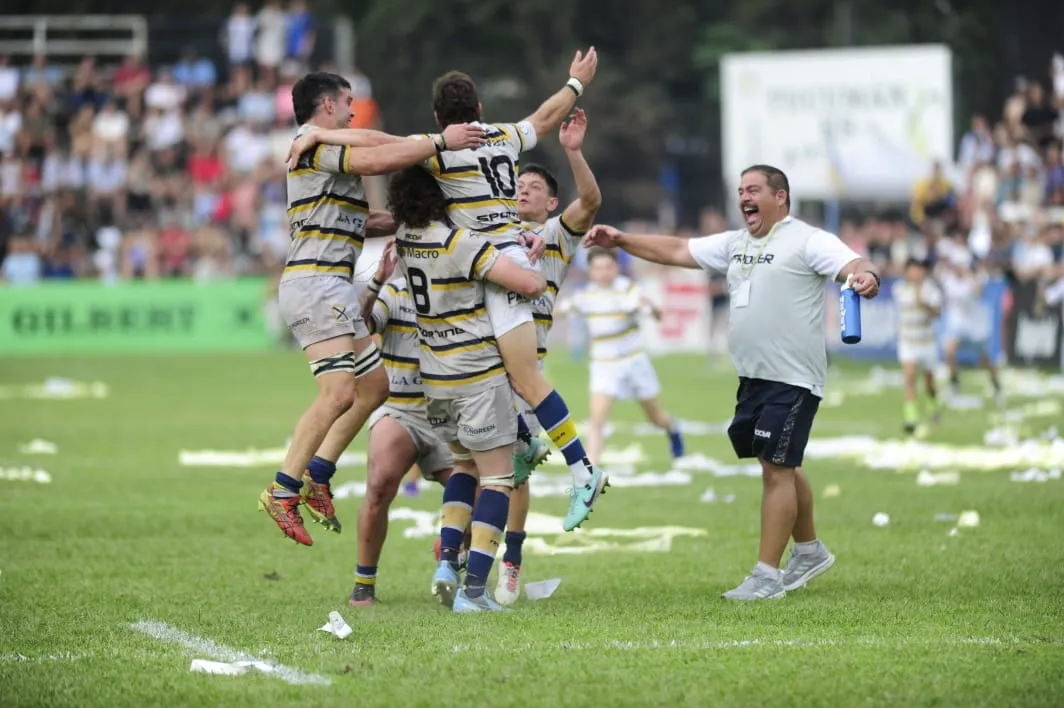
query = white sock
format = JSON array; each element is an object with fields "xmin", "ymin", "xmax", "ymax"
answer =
[
  {"xmin": 569, "ymin": 461, "xmax": 593, "ymax": 488},
  {"xmin": 754, "ymin": 561, "xmax": 781, "ymax": 578},
  {"xmin": 794, "ymin": 540, "xmax": 820, "ymax": 555}
]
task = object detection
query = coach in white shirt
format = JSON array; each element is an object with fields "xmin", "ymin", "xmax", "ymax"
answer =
[{"xmin": 584, "ymin": 165, "xmax": 880, "ymax": 601}]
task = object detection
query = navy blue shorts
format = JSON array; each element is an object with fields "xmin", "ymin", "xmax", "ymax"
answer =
[{"xmin": 727, "ymin": 378, "xmax": 821, "ymax": 469}]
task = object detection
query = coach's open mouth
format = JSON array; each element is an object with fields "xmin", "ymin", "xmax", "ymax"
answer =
[{"xmin": 742, "ymin": 203, "xmax": 760, "ymax": 228}]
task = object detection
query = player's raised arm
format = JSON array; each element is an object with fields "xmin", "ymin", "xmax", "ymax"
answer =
[
  {"xmin": 359, "ymin": 240, "xmax": 398, "ymax": 327},
  {"xmin": 522, "ymin": 48, "xmax": 598, "ymax": 139},
  {"xmin": 285, "ymin": 128, "xmax": 408, "ymax": 166},
  {"xmin": 365, "ymin": 210, "xmax": 397, "ymax": 238},
  {"xmin": 583, "ymin": 225, "xmax": 711, "ymax": 270},
  {"xmin": 558, "ymin": 109, "xmax": 602, "ymax": 232}
]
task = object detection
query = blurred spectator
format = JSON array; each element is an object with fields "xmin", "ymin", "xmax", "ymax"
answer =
[
  {"xmin": 1044, "ymin": 141, "xmax": 1064, "ymax": 206},
  {"xmin": 113, "ymin": 52, "xmax": 151, "ymax": 105},
  {"xmin": 286, "ymin": 0, "xmax": 315, "ymax": 63},
  {"xmin": 173, "ymin": 48, "xmax": 217, "ymax": 93},
  {"xmin": 1021, "ymin": 82, "xmax": 1060, "ymax": 151},
  {"xmin": 22, "ymin": 54, "xmax": 63, "ymax": 91},
  {"xmin": 223, "ymin": 2, "xmax": 258, "ymax": 68},
  {"xmin": 910, "ymin": 161, "xmax": 955, "ymax": 227},
  {"xmin": 256, "ymin": 0, "xmax": 288, "ymax": 79},
  {"xmin": 92, "ymin": 97, "xmax": 130, "ymax": 158},
  {"xmin": 1, "ymin": 235, "xmax": 40, "ymax": 285},
  {"xmin": 1012, "ymin": 222, "xmax": 1055, "ymax": 283},
  {"xmin": 145, "ymin": 68, "xmax": 186, "ymax": 114},
  {"xmin": 957, "ymin": 114, "xmax": 995, "ymax": 179},
  {"xmin": 0, "ymin": 55, "xmax": 20, "ymax": 102}
]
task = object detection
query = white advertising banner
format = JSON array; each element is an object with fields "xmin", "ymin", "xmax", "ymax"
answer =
[{"xmin": 720, "ymin": 45, "xmax": 954, "ymax": 201}]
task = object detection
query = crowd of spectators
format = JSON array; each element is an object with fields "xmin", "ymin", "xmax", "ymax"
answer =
[{"xmin": 0, "ymin": 2, "xmax": 382, "ymax": 286}]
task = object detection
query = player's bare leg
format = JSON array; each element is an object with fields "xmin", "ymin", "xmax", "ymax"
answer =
[
  {"xmin": 922, "ymin": 368, "xmax": 942, "ymax": 424},
  {"xmin": 498, "ymin": 323, "xmax": 607, "ymax": 531},
  {"xmin": 260, "ymin": 334, "xmax": 366, "ymax": 546},
  {"xmin": 351, "ymin": 416, "xmax": 419, "ymax": 606},
  {"xmin": 301, "ymin": 340, "xmax": 388, "ymax": 534},
  {"xmin": 944, "ymin": 338, "xmax": 961, "ymax": 396},
  {"xmin": 496, "ymin": 481, "xmax": 530, "ymax": 606},
  {"xmin": 638, "ymin": 396, "xmax": 685, "ymax": 460},
  {"xmin": 901, "ymin": 361, "xmax": 920, "ymax": 434},
  {"xmin": 587, "ymin": 392, "xmax": 613, "ymax": 466},
  {"xmin": 979, "ymin": 350, "xmax": 1004, "ymax": 405}
]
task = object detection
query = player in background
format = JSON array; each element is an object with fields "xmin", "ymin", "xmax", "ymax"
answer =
[
  {"xmin": 260, "ymin": 72, "xmax": 485, "ymax": 547},
  {"xmin": 390, "ymin": 165, "xmax": 547, "ymax": 612},
  {"xmin": 893, "ymin": 257, "xmax": 943, "ymax": 435},
  {"xmin": 557, "ymin": 248, "xmax": 685, "ymax": 467},
  {"xmin": 493, "ymin": 108, "xmax": 604, "ymax": 605},
  {"xmin": 345, "ymin": 241, "xmax": 455, "ymax": 606},
  {"xmin": 938, "ymin": 250, "xmax": 1004, "ymax": 405}
]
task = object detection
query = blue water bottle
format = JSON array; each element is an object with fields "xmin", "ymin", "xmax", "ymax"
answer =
[{"xmin": 840, "ymin": 275, "xmax": 862, "ymax": 344}]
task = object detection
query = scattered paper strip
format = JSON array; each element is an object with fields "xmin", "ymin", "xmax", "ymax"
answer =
[
  {"xmin": 0, "ymin": 467, "xmax": 52, "ymax": 484},
  {"xmin": 318, "ymin": 611, "xmax": 352, "ymax": 639},
  {"xmin": 524, "ymin": 578, "xmax": 562, "ymax": 600},
  {"xmin": 0, "ymin": 378, "xmax": 109, "ymax": 400},
  {"xmin": 17, "ymin": 439, "xmax": 57, "ymax": 455}
]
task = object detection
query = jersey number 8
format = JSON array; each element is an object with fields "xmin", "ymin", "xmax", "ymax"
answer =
[
  {"xmin": 407, "ymin": 267, "xmax": 431, "ymax": 315},
  {"xmin": 478, "ymin": 156, "xmax": 517, "ymax": 198}
]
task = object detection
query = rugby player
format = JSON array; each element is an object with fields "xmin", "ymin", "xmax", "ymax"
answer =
[
  {"xmin": 938, "ymin": 250, "xmax": 1004, "ymax": 405},
  {"xmin": 585, "ymin": 165, "xmax": 880, "ymax": 600},
  {"xmin": 388, "ymin": 165, "xmax": 547, "ymax": 612},
  {"xmin": 894, "ymin": 257, "xmax": 943, "ymax": 434},
  {"xmin": 260, "ymin": 72, "xmax": 485, "ymax": 547},
  {"xmin": 493, "ymin": 109, "xmax": 609, "ymax": 604},
  {"xmin": 345, "ymin": 241, "xmax": 454, "ymax": 605},
  {"xmin": 557, "ymin": 247, "xmax": 685, "ymax": 466},
  {"xmin": 297, "ymin": 50, "xmax": 609, "ymax": 533}
]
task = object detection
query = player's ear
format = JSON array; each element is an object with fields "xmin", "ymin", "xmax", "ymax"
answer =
[
  {"xmin": 548, "ymin": 196, "xmax": 559, "ymax": 212},
  {"xmin": 477, "ymin": 102, "xmax": 483, "ymax": 119},
  {"xmin": 433, "ymin": 110, "xmax": 440, "ymax": 128}
]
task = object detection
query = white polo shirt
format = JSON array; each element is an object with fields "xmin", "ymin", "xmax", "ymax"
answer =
[{"xmin": 687, "ymin": 216, "xmax": 860, "ymax": 396}]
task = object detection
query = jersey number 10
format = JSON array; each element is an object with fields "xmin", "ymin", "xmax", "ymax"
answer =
[{"xmin": 478, "ymin": 156, "xmax": 517, "ymax": 198}]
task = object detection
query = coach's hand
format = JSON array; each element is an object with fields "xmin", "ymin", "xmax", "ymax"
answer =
[
  {"xmin": 285, "ymin": 127, "xmax": 322, "ymax": 170},
  {"xmin": 441, "ymin": 123, "xmax": 487, "ymax": 151},
  {"xmin": 583, "ymin": 224, "xmax": 622, "ymax": 249},
  {"xmin": 851, "ymin": 271, "xmax": 880, "ymax": 298}
]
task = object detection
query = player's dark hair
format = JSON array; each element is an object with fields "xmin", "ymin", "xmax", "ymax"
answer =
[
  {"xmin": 388, "ymin": 166, "xmax": 449, "ymax": 229},
  {"xmin": 432, "ymin": 71, "xmax": 481, "ymax": 128},
  {"xmin": 587, "ymin": 247, "xmax": 618, "ymax": 265},
  {"xmin": 741, "ymin": 164, "xmax": 791, "ymax": 209},
  {"xmin": 291, "ymin": 72, "xmax": 350, "ymax": 125},
  {"xmin": 521, "ymin": 163, "xmax": 558, "ymax": 197},
  {"xmin": 905, "ymin": 256, "xmax": 930, "ymax": 270}
]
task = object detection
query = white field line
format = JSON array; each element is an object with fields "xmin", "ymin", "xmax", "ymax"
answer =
[{"xmin": 129, "ymin": 620, "xmax": 330, "ymax": 686}]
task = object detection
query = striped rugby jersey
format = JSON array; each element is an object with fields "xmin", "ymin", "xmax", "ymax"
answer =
[
  {"xmin": 421, "ymin": 121, "xmax": 537, "ymax": 243},
  {"xmin": 564, "ymin": 276, "xmax": 646, "ymax": 362},
  {"xmin": 394, "ymin": 220, "xmax": 506, "ymax": 398},
  {"xmin": 521, "ymin": 215, "xmax": 587, "ymax": 357},
  {"xmin": 894, "ymin": 280, "xmax": 943, "ymax": 348},
  {"xmin": 281, "ymin": 123, "xmax": 369, "ymax": 283},
  {"xmin": 370, "ymin": 278, "xmax": 426, "ymax": 410}
]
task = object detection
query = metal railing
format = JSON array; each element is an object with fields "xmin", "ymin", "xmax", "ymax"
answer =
[{"xmin": 0, "ymin": 15, "xmax": 147, "ymax": 59}]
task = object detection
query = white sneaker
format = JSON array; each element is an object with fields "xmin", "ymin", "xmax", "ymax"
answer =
[
  {"xmin": 781, "ymin": 543, "xmax": 836, "ymax": 592},
  {"xmin": 494, "ymin": 562, "xmax": 521, "ymax": 606},
  {"xmin": 721, "ymin": 567, "xmax": 786, "ymax": 600}
]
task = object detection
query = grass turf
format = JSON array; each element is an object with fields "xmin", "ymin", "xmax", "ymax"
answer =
[{"xmin": 1, "ymin": 352, "xmax": 1062, "ymax": 707}]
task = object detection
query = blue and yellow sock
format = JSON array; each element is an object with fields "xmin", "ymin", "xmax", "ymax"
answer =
[
  {"xmin": 465, "ymin": 489, "xmax": 510, "ymax": 598},
  {"xmin": 274, "ymin": 471, "xmax": 303, "ymax": 495},
  {"xmin": 534, "ymin": 390, "xmax": 592, "ymax": 486},
  {"xmin": 439, "ymin": 472, "xmax": 477, "ymax": 564},
  {"xmin": 307, "ymin": 455, "xmax": 336, "ymax": 485},
  {"xmin": 503, "ymin": 530, "xmax": 526, "ymax": 567},
  {"xmin": 355, "ymin": 564, "xmax": 377, "ymax": 587}
]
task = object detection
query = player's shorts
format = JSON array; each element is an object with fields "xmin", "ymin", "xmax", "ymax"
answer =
[
  {"xmin": 727, "ymin": 377, "xmax": 821, "ymax": 469},
  {"xmin": 427, "ymin": 381, "xmax": 519, "ymax": 452},
  {"xmin": 277, "ymin": 275, "xmax": 370, "ymax": 349},
  {"xmin": 368, "ymin": 404, "xmax": 454, "ymax": 479},
  {"xmin": 589, "ymin": 353, "xmax": 662, "ymax": 401},
  {"xmin": 486, "ymin": 246, "xmax": 534, "ymax": 338},
  {"xmin": 513, "ymin": 360, "xmax": 544, "ymax": 437},
  {"xmin": 898, "ymin": 343, "xmax": 938, "ymax": 370},
  {"xmin": 943, "ymin": 312, "xmax": 989, "ymax": 346}
]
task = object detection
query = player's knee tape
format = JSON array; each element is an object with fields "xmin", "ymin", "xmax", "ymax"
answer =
[
  {"xmin": 352, "ymin": 341, "xmax": 382, "ymax": 378},
  {"xmin": 479, "ymin": 472, "xmax": 516, "ymax": 490},
  {"xmin": 309, "ymin": 351, "xmax": 357, "ymax": 377}
]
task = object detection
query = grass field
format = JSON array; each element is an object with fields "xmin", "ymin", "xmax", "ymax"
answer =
[{"xmin": 1, "ymin": 351, "xmax": 1063, "ymax": 707}]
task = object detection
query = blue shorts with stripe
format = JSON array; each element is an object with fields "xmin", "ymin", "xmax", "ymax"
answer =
[{"xmin": 727, "ymin": 378, "xmax": 821, "ymax": 469}]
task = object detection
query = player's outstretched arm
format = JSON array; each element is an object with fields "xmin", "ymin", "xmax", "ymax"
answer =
[
  {"xmin": 289, "ymin": 124, "xmax": 486, "ymax": 175},
  {"xmin": 483, "ymin": 256, "xmax": 547, "ymax": 299},
  {"xmin": 523, "ymin": 48, "xmax": 598, "ymax": 138},
  {"xmin": 583, "ymin": 225, "xmax": 701, "ymax": 269},
  {"xmin": 558, "ymin": 109, "xmax": 601, "ymax": 232},
  {"xmin": 285, "ymin": 128, "xmax": 407, "ymax": 167}
]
